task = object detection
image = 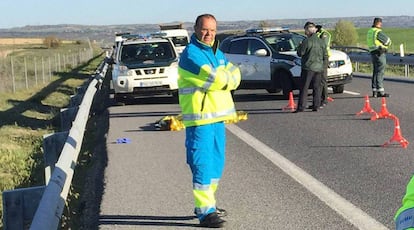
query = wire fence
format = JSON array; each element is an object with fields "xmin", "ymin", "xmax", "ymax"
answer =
[{"xmin": 0, "ymin": 48, "xmax": 94, "ymax": 93}]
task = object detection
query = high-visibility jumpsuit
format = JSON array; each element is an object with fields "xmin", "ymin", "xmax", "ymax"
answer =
[
  {"xmin": 178, "ymin": 34, "xmax": 241, "ymax": 220},
  {"xmin": 395, "ymin": 175, "xmax": 414, "ymax": 229}
]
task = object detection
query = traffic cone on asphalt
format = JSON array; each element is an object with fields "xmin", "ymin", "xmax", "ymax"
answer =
[
  {"xmin": 283, "ymin": 91, "xmax": 296, "ymax": 111},
  {"xmin": 356, "ymin": 95, "xmax": 377, "ymax": 116},
  {"xmin": 371, "ymin": 97, "xmax": 393, "ymax": 121},
  {"xmin": 383, "ymin": 115, "xmax": 409, "ymax": 148}
]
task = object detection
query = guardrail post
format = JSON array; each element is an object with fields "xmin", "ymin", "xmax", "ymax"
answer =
[
  {"xmin": 2, "ymin": 186, "xmax": 45, "ymax": 230},
  {"xmin": 60, "ymin": 107, "xmax": 79, "ymax": 131},
  {"xmin": 69, "ymin": 94, "xmax": 82, "ymax": 107},
  {"xmin": 43, "ymin": 132, "xmax": 69, "ymax": 184},
  {"xmin": 76, "ymin": 86, "xmax": 86, "ymax": 95}
]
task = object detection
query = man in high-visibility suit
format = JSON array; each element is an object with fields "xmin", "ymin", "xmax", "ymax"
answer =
[
  {"xmin": 395, "ymin": 176, "xmax": 414, "ymax": 229},
  {"xmin": 367, "ymin": 17, "xmax": 392, "ymax": 97},
  {"xmin": 316, "ymin": 24, "xmax": 331, "ymax": 107},
  {"xmin": 177, "ymin": 14, "xmax": 241, "ymax": 228}
]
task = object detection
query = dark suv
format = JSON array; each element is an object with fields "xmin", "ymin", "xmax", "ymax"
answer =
[{"xmin": 219, "ymin": 28, "xmax": 353, "ymax": 98}]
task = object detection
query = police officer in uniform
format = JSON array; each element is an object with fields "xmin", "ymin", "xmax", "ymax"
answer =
[
  {"xmin": 367, "ymin": 17, "xmax": 392, "ymax": 97},
  {"xmin": 294, "ymin": 22, "xmax": 327, "ymax": 112},
  {"xmin": 316, "ymin": 24, "xmax": 331, "ymax": 107}
]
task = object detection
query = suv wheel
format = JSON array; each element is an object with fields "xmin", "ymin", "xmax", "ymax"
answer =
[
  {"xmin": 332, "ymin": 84, "xmax": 344, "ymax": 94},
  {"xmin": 266, "ymin": 88, "xmax": 281, "ymax": 94}
]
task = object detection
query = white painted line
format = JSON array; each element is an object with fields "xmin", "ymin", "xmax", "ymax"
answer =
[
  {"xmin": 344, "ymin": 90, "xmax": 361, "ymax": 95},
  {"xmin": 226, "ymin": 124, "xmax": 389, "ymax": 230}
]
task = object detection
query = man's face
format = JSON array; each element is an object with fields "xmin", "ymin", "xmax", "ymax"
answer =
[
  {"xmin": 377, "ymin": 21, "xmax": 383, "ymax": 28},
  {"xmin": 194, "ymin": 16, "xmax": 217, "ymax": 45}
]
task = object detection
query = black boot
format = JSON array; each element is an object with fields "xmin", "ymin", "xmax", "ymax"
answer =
[{"xmin": 199, "ymin": 212, "xmax": 226, "ymax": 228}]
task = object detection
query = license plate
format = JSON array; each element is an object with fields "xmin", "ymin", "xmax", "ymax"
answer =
[{"xmin": 140, "ymin": 81, "xmax": 162, "ymax": 87}]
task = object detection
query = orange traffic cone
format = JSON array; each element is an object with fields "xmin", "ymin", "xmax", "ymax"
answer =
[
  {"xmin": 371, "ymin": 97, "xmax": 393, "ymax": 120},
  {"xmin": 356, "ymin": 95, "xmax": 377, "ymax": 116},
  {"xmin": 383, "ymin": 116, "xmax": 409, "ymax": 148},
  {"xmin": 283, "ymin": 91, "xmax": 296, "ymax": 111},
  {"xmin": 327, "ymin": 96, "xmax": 334, "ymax": 102}
]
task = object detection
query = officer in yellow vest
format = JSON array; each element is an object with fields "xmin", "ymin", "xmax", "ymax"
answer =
[
  {"xmin": 316, "ymin": 24, "xmax": 331, "ymax": 107},
  {"xmin": 177, "ymin": 14, "xmax": 241, "ymax": 228},
  {"xmin": 366, "ymin": 17, "xmax": 392, "ymax": 97}
]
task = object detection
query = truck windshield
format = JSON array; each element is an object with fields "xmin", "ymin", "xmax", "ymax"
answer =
[{"xmin": 120, "ymin": 42, "xmax": 176, "ymax": 64}]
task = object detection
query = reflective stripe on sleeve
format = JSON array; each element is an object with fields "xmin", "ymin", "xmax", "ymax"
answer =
[
  {"xmin": 396, "ymin": 208, "xmax": 414, "ymax": 230},
  {"xmin": 179, "ymin": 87, "xmax": 203, "ymax": 95}
]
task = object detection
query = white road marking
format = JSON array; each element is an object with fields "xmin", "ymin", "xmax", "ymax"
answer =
[
  {"xmin": 226, "ymin": 124, "xmax": 389, "ymax": 230},
  {"xmin": 344, "ymin": 90, "xmax": 361, "ymax": 95}
]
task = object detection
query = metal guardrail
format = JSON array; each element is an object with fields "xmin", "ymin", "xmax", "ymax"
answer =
[
  {"xmin": 333, "ymin": 46, "xmax": 414, "ymax": 64},
  {"xmin": 332, "ymin": 46, "xmax": 414, "ymax": 77},
  {"xmin": 28, "ymin": 57, "xmax": 109, "ymax": 230}
]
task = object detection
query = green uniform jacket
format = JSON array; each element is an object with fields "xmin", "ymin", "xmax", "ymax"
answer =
[{"xmin": 296, "ymin": 33, "xmax": 328, "ymax": 72}]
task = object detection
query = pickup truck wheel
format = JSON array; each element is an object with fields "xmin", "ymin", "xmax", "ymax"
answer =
[{"xmin": 332, "ymin": 84, "xmax": 344, "ymax": 94}]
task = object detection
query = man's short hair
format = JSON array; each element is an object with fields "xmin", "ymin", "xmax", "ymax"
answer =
[{"xmin": 195, "ymin": 14, "xmax": 216, "ymax": 27}]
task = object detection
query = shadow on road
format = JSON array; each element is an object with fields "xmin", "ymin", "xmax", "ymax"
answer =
[{"xmin": 99, "ymin": 214, "xmax": 198, "ymax": 227}]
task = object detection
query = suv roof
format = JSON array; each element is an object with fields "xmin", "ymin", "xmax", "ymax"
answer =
[
  {"xmin": 221, "ymin": 27, "xmax": 299, "ymax": 45},
  {"xmin": 121, "ymin": 34, "xmax": 169, "ymax": 43},
  {"xmin": 245, "ymin": 27, "xmax": 290, "ymax": 34}
]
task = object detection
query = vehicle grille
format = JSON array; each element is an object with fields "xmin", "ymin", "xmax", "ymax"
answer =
[{"xmin": 135, "ymin": 68, "xmax": 165, "ymax": 75}]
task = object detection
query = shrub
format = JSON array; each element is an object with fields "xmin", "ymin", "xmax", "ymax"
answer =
[{"xmin": 43, "ymin": 36, "xmax": 61, "ymax": 49}]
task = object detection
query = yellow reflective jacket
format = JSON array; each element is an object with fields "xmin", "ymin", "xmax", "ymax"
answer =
[
  {"xmin": 367, "ymin": 27, "xmax": 392, "ymax": 52},
  {"xmin": 317, "ymin": 28, "xmax": 332, "ymax": 57},
  {"xmin": 178, "ymin": 34, "xmax": 241, "ymax": 127}
]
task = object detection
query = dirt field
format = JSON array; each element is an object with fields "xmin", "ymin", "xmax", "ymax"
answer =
[{"xmin": 0, "ymin": 38, "xmax": 43, "ymax": 45}]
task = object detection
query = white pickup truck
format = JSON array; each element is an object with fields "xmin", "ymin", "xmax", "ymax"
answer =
[
  {"xmin": 159, "ymin": 23, "xmax": 189, "ymax": 55},
  {"xmin": 111, "ymin": 34, "xmax": 179, "ymax": 102}
]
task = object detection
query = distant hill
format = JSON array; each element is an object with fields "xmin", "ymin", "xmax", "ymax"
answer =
[{"xmin": 0, "ymin": 16, "xmax": 413, "ymax": 47}]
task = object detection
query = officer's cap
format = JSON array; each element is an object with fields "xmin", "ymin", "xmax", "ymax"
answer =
[
  {"xmin": 304, "ymin": 21, "xmax": 316, "ymax": 29},
  {"xmin": 373, "ymin": 17, "xmax": 382, "ymax": 24}
]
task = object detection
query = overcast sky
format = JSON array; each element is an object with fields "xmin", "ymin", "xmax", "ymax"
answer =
[{"xmin": 1, "ymin": 0, "xmax": 413, "ymax": 29}]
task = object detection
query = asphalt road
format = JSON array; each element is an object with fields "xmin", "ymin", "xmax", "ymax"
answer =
[{"xmin": 98, "ymin": 75, "xmax": 414, "ymax": 229}]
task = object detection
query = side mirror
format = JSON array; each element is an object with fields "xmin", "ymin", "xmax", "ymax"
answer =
[{"xmin": 254, "ymin": 49, "xmax": 268, "ymax": 57}]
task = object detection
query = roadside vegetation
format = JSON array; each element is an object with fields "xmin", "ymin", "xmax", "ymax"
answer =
[{"xmin": 0, "ymin": 38, "xmax": 105, "ymax": 229}]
